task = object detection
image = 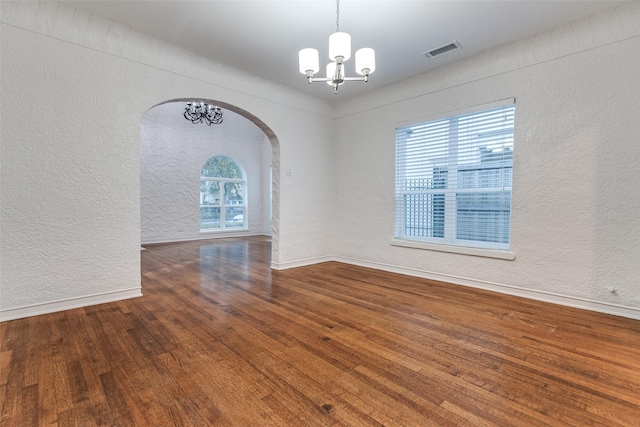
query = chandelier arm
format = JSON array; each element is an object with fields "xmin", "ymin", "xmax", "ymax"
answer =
[{"xmin": 306, "ymin": 75, "xmax": 367, "ymax": 83}]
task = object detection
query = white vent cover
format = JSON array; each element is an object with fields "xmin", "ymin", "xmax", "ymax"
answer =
[{"xmin": 424, "ymin": 41, "xmax": 463, "ymax": 59}]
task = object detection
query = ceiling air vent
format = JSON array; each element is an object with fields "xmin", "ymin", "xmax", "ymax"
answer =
[{"xmin": 424, "ymin": 41, "xmax": 462, "ymax": 59}]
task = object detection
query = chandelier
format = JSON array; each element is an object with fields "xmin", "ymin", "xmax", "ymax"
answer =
[
  {"xmin": 183, "ymin": 102, "xmax": 223, "ymax": 125},
  {"xmin": 298, "ymin": 0, "xmax": 375, "ymax": 94}
]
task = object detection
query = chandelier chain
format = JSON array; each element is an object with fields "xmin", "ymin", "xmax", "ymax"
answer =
[{"xmin": 336, "ymin": 0, "xmax": 340, "ymax": 32}]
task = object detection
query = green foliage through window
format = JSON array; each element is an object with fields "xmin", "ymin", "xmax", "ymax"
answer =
[
  {"xmin": 200, "ymin": 156, "xmax": 246, "ymax": 231},
  {"xmin": 202, "ymin": 156, "xmax": 242, "ymax": 178}
]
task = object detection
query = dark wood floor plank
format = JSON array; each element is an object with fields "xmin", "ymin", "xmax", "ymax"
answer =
[
  {"xmin": 2, "ymin": 236, "xmax": 639, "ymax": 426},
  {"xmin": 20, "ymin": 383, "xmax": 39, "ymax": 427},
  {"xmin": 1, "ymin": 322, "xmax": 26, "ymax": 424},
  {"xmin": 0, "ymin": 350, "xmax": 11, "ymax": 388}
]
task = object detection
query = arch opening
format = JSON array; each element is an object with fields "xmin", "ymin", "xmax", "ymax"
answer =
[{"xmin": 139, "ymin": 98, "xmax": 280, "ymax": 265}]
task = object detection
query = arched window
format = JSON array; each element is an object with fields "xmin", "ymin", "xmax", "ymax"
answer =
[{"xmin": 200, "ymin": 156, "xmax": 246, "ymax": 231}]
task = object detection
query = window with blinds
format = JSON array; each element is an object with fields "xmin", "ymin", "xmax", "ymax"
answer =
[{"xmin": 394, "ymin": 101, "xmax": 515, "ymax": 250}]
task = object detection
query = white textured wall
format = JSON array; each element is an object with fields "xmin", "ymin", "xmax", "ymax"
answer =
[
  {"xmin": 2, "ymin": 0, "xmax": 639, "ymax": 320},
  {"xmin": 1, "ymin": 16, "xmax": 144, "ymax": 313},
  {"xmin": 0, "ymin": 1, "xmax": 334, "ymax": 319},
  {"xmin": 333, "ymin": 3, "xmax": 640, "ymax": 313},
  {"xmin": 140, "ymin": 102, "xmax": 271, "ymax": 244}
]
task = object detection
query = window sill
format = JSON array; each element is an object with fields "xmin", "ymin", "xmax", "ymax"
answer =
[
  {"xmin": 390, "ymin": 238, "xmax": 515, "ymax": 260},
  {"xmin": 200, "ymin": 228, "xmax": 248, "ymax": 234}
]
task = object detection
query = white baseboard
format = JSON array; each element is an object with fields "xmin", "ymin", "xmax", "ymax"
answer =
[
  {"xmin": 271, "ymin": 255, "xmax": 334, "ymax": 270},
  {"xmin": 142, "ymin": 231, "xmax": 270, "ymax": 245},
  {"xmin": 333, "ymin": 256, "xmax": 640, "ymax": 321},
  {"xmin": 0, "ymin": 287, "xmax": 143, "ymax": 322},
  {"xmin": 5, "ymin": 254, "xmax": 637, "ymax": 322}
]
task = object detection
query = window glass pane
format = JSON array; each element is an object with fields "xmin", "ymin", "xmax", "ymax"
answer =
[
  {"xmin": 457, "ymin": 111, "xmax": 514, "ymax": 167},
  {"xmin": 200, "ymin": 207, "xmax": 221, "ymax": 229},
  {"xmin": 403, "ymin": 194, "xmax": 444, "ymax": 238},
  {"xmin": 458, "ymin": 166, "xmax": 512, "ymax": 189},
  {"xmin": 201, "ymin": 181, "xmax": 220, "ymax": 205},
  {"xmin": 456, "ymin": 192, "xmax": 511, "ymax": 243},
  {"xmin": 224, "ymin": 183, "xmax": 244, "ymax": 205},
  {"xmin": 225, "ymin": 207, "xmax": 244, "ymax": 228}
]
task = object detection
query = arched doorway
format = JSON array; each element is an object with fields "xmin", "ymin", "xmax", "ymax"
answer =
[{"xmin": 139, "ymin": 99, "xmax": 280, "ymax": 265}]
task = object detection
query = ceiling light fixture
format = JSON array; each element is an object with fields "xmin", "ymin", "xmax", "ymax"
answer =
[
  {"xmin": 298, "ymin": 0, "xmax": 375, "ymax": 94},
  {"xmin": 184, "ymin": 102, "xmax": 223, "ymax": 125}
]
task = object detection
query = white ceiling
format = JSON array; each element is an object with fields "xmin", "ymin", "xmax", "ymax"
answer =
[{"xmin": 63, "ymin": 0, "xmax": 627, "ymax": 100}]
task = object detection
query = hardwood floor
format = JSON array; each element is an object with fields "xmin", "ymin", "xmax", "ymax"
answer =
[{"xmin": 1, "ymin": 236, "xmax": 639, "ymax": 426}]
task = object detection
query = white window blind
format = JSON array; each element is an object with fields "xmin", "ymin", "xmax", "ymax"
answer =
[{"xmin": 394, "ymin": 101, "xmax": 515, "ymax": 250}]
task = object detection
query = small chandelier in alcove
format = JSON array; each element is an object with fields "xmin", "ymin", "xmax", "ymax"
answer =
[{"xmin": 183, "ymin": 102, "xmax": 223, "ymax": 125}]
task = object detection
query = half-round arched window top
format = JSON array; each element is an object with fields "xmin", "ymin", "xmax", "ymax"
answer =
[{"xmin": 202, "ymin": 156, "xmax": 244, "ymax": 179}]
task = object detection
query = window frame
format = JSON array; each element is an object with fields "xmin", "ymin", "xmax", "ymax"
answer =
[
  {"xmin": 393, "ymin": 99, "xmax": 516, "ymax": 258},
  {"xmin": 199, "ymin": 156, "xmax": 247, "ymax": 232}
]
